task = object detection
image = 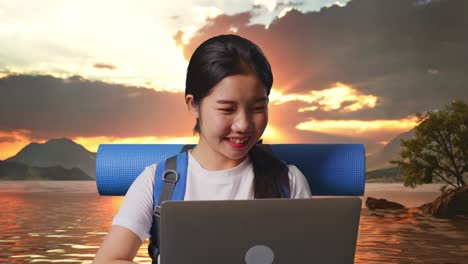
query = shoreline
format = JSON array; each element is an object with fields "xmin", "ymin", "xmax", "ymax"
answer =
[{"xmin": 0, "ymin": 181, "xmax": 446, "ymax": 209}]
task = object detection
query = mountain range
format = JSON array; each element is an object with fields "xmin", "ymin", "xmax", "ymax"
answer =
[
  {"xmin": 0, "ymin": 138, "xmax": 96, "ymax": 180},
  {"xmin": 366, "ymin": 129, "xmax": 415, "ymax": 171}
]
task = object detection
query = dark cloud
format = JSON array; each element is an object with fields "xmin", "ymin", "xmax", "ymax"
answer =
[
  {"xmin": 178, "ymin": 11, "xmax": 255, "ymax": 59},
  {"xmin": 179, "ymin": 0, "xmax": 468, "ymax": 121},
  {"xmin": 0, "ymin": 75, "xmax": 193, "ymax": 140},
  {"xmin": 93, "ymin": 63, "xmax": 117, "ymax": 70}
]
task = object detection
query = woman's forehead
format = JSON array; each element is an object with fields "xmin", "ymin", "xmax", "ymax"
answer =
[{"xmin": 208, "ymin": 74, "xmax": 267, "ymax": 100}]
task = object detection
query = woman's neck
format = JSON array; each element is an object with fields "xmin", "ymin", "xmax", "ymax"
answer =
[{"xmin": 190, "ymin": 143, "xmax": 247, "ymax": 171}]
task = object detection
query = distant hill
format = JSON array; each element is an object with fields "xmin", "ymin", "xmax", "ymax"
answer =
[
  {"xmin": 365, "ymin": 166, "xmax": 448, "ymax": 184},
  {"xmin": 0, "ymin": 161, "xmax": 93, "ymax": 180},
  {"xmin": 6, "ymin": 138, "xmax": 96, "ymax": 179},
  {"xmin": 366, "ymin": 129, "xmax": 415, "ymax": 171},
  {"xmin": 366, "ymin": 166, "xmax": 403, "ymax": 183}
]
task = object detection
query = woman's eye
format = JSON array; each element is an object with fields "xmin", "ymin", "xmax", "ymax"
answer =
[
  {"xmin": 219, "ymin": 108, "xmax": 235, "ymax": 113},
  {"xmin": 254, "ymin": 106, "xmax": 266, "ymax": 112}
]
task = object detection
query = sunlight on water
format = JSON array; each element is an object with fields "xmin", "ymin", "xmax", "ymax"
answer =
[
  {"xmin": 46, "ymin": 249, "xmax": 66, "ymax": 253},
  {"xmin": 355, "ymin": 208, "xmax": 468, "ymax": 263},
  {"xmin": 0, "ymin": 181, "xmax": 467, "ymax": 263}
]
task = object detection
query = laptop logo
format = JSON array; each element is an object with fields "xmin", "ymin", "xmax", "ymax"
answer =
[{"xmin": 245, "ymin": 245, "xmax": 275, "ymax": 264}]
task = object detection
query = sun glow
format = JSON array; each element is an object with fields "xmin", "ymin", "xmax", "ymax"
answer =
[
  {"xmin": 72, "ymin": 136, "xmax": 200, "ymax": 152},
  {"xmin": 261, "ymin": 125, "xmax": 285, "ymax": 143},
  {"xmin": 0, "ymin": 130, "xmax": 47, "ymax": 160}
]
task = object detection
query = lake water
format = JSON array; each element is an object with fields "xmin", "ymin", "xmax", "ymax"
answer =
[{"xmin": 0, "ymin": 181, "xmax": 467, "ymax": 263}]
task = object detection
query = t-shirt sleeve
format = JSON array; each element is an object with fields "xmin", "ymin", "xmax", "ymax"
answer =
[
  {"xmin": 287, "ymin": 165, "xmax": 312, "ymax": 198},
  {"xmin": 112, "ymin": 164, "xmax": 157, "ymax": 242}
]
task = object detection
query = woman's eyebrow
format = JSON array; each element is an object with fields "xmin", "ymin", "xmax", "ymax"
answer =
[
  {"xmin": 216, "ymin": 100, "xmax": 236, "ymax": 104},
  {"xmin": 216, "ymin": 97, "xmax": 268, "ymax": 104}
]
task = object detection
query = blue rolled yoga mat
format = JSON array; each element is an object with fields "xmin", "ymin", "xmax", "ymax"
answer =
[{"xmin": 96, "ymin": 144, "xmax": 365, "ymax": 196}]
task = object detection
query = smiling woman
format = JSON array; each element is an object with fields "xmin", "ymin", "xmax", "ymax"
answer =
[
  {"xmin": 92, "ymin": 34, "xmax": 312, "ymax": 264},
  {"xmin": 185, "ymin": 73, "xmax": 270, "ymax": 170}
]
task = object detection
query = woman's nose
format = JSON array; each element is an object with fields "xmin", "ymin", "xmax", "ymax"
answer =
[{"xmin": 232, "ymin": 112, "xmax": 251, "ymax": 132}]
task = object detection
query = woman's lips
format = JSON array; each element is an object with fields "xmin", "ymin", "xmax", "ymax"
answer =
[{"xmin": 224, "ymin": 137, "xmax": 250, "ymax": 149}]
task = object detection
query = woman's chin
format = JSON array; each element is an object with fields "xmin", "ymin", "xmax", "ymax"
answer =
[{"xmin": 222, "ymin": 139, "xmax": 252, "ymax": 159}]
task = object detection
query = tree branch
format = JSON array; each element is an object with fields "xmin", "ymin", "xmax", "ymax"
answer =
[
  {"xmin": 458, "ymin": 144, "xmax": 468, "ymax": 174},
  {"xmin": 415, "ymin": 156, "xmax": 457, "ymax": 188},
  {"xmin": 443, "ymin": 130, "xmax": 463, "ymax": 186},
  {"xmin": 428, "ymin": 167, "xmax": 458, "ymax": 188},
  {"xmin": 411, "ymin": 141, "xmax": 457, "ymax": 176},
  {"xmin": 435, "ymin": 130, "xmax": 462, "ymax": 186}
]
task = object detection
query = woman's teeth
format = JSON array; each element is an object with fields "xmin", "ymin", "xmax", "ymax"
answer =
[{"xmin": 228, "ymin": 137, "xmax": 248, "ymax": 144}]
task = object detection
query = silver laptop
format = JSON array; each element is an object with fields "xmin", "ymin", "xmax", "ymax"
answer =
[{"xmin": 160, "ymin": 198, "xmax": 361, "ymax": 264}]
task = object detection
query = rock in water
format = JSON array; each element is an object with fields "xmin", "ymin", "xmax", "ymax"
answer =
[
  {"xmin": 424, "ymin": 186, "xmax": 468, "ymax": 218},
  {"xmin": 366, "ymin": 197, "xmax": 406, "ymax": 210}
]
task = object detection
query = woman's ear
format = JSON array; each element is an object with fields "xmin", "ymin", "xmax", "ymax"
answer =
[{"xmin": 185, "ymin": 94, "xmax": 199, "ymax": 118}]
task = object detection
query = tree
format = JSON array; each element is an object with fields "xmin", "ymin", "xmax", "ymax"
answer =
[{"xmin": 391, "ymin": 100, "xmax": 468, "ymax": 190}]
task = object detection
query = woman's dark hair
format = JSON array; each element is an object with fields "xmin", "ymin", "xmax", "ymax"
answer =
[{"xmin": 185, "ymin": 34, "xmax": 289, "ymax": 198}]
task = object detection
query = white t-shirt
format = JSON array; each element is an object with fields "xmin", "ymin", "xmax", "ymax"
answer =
[{"xmin": 112, "ymin": 151, "xmax": 312, "ymax": 242}]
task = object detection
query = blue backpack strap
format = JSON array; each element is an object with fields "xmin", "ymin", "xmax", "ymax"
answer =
[
  {"xmin": 148, "ymin": 149, "xmax": 190, "ymax": 263},
  {"xmin": 154, "ymin": 153, "xmax": 189, "ymax": 205}
]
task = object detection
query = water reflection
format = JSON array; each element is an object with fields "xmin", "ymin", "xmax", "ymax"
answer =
[
  {"xmin": 356, "ymin": 208, "xmax": 468, "ymax": 264},
  {"xmin": 0, "ymin": 182, "xmax": 467, "ymax": 263},
  {"xmin": 0, "ymin": 183, "xmax": 148, "ymax": 264}
]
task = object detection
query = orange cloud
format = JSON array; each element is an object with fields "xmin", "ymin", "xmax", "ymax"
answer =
[
  {"xmin": 269, "ymin": 82, "xmax": 378, "ymax": 112},
  {"xmin": 296, "ymin": 116, "xmax": 419, "ymax": 137}
]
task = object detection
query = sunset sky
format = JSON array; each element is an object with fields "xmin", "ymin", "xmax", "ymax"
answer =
[{"xmin": 1, "ymin": 0, "xmax": 467, "ymax": 160}]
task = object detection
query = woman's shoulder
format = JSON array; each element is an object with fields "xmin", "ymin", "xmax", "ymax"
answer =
[
  {"xmin": 144, "ymin": 163, "xmax": 158, "ymax": 174},
  {"xmin": 112, "ymin": 163, "xmax": 159, "ymax": 242},
  {"xmin": 130, "ymin": 163, "xmax": 158, "ymax": 189},
  {"xmin": 286, "ymin": 164, "xmax": 312, "ymax": 198},
  {"xmin": 286, "ymin": 164, "xmax": 303, "ymax": 178}
]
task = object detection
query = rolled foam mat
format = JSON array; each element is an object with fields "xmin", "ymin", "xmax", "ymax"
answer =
[{"xmin": 96, "ymin": 144, "xmax": 365, "ymax": 196}]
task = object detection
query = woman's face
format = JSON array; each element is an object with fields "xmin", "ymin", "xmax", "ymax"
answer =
[{"xmin": 187, "ymin": 73, "xmax": 268, "ymax": 169}]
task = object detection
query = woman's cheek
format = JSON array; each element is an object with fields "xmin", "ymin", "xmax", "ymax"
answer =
[
  {"xmin": 213, "ymin": 114, "xmax": 233, "ymax": 134},
  {"xmin": 256, "ymin": 113, "xmax": 268, "ymax": 130}
]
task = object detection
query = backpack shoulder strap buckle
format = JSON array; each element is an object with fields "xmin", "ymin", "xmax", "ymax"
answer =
[{"xmin": 162, "ymin": 169, "xmax": 179, "ymax": 183}]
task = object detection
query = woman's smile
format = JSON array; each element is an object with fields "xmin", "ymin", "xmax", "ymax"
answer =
[{"xmin": 224, "ymin": 136, "xmax": 251, "ymax": 148}]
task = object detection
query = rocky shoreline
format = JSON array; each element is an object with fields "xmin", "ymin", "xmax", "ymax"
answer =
[{"xmin": 366, "ymin": 186, "xmax": 468, "ymax": 219}]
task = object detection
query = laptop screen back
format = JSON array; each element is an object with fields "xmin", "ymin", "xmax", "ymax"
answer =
[{"xmin": 160, "ymin": 198, "xmax": 361, "ymax": 264}]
